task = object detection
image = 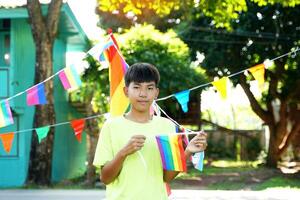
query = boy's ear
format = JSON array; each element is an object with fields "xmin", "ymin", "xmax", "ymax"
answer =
[{"xmin": 123, "ymin": 86, "xmax": 128, "ymax": 97}]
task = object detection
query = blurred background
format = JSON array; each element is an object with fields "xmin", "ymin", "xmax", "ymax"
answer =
[{"xmin": 0, "ymin": 0, "xmax": 299, "ymax": 199}]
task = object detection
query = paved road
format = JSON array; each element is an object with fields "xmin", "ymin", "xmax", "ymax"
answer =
[{"xmin": 0, "ymin": 189, "xmax": 298, "ymax": 200}]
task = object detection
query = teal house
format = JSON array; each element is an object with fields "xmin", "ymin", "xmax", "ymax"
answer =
[{"xmin": 0, "ymin": 3, "xmax": 89, "ymax": 187}]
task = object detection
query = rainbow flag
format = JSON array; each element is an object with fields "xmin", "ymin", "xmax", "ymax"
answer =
[
  {"xmin": 58, "ymin": 65, "xmax": 82, "ymax": 90},
  {"xmin": 26, "ymin": 83, "xmax": 47, "ymax": 106},
  {"xmin": 0, "ymin": 100, "xmax": 14, "ymax": 128},
  {"xmin": 88, "ymin": 39, "xmax": 113, "ymax": 63},
  {"xmin": 105, "ymin": 34, "xmax": 129, "ymax": 116},
  {"xmin": 156, "ymin": 134, "xmax": 187, "ymax": 172}
]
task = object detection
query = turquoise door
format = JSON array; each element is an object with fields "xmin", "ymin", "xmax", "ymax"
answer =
[{"xmin": 0, "ymin": 19, "xmax": 10, "ymax": 99}]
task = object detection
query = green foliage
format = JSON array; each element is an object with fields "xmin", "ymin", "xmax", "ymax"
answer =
[
  {"xmin": 206, "ymin": 137, "xmax": 235, "ymax": 159},
  {"xmin": 117, "ymin": 25, "xmax": 206, "ymax": 117},
  {"xmin": 98, "ymin": 0, "xmax": 181, "ymax": 16},
  {"xmin": 246, "ymin": 137, "xmax": 261, "ymax": 160},
  {"xmin": 196, "ymin": 0, "xmax": 247, "ymax": 30},
  {"xmin": 97, "ymin": 0, "xmax": 300, "ymax": 31},
  {"xmin": 178, "ymin": 2, "xmax": 300, "ymax": 107},
  {"xmin": 252, "ymin": 0, "xmax": 300, "ymax": 7},
  {"xmin": 70, "ymin": 55, "xmax": 109, "ymax": 124}
]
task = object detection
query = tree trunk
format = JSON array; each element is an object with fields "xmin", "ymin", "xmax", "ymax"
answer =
[
  {"xmin": 266, "ymin": 127, "xmax": 280, "ymax": 167},
  {"xmin": 85, "ymin": 103, "xmax": 99, "ymax": 186},
  {"xmin": 28, "ymin": 40, "xmax": 55, "ymax": 185},
  {"xmin": 292, "ymin": 131, "xmax": 300, "ymax": 161},
  {"xmin": 26, "ymin": 0, "xmax": 63, "ymax": 185},
  {"xmin": 86, "ymin": 133, "xmax": 98, "ymax": 186}
]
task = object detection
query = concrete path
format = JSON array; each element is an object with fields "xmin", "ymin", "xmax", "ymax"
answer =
[{"xmin": 0, "ymin": 189, "xmax": 298, "ymax": 200}]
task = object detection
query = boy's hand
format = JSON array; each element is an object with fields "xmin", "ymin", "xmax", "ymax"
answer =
[
  {"xmin": 121, "ymin": 135, "xmax": 146, "ymax": 157},
  {"xmin": 185, "ymin": 132, "xmax": 207, "ymax": 156}
]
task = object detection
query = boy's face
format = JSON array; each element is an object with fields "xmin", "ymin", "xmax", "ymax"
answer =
[{"xmin": 124, "ymin": 81, "xmax": 159, "ymax": 113}]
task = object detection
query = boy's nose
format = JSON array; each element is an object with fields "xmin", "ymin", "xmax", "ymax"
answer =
[{"xmin": 139, "ymin": 89, "xmax": 147, "ymax": 97}]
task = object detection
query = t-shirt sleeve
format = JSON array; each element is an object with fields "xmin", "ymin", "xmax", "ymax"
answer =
[{"xmin": 93, "ymin": 121, "xmax": 114, "ymax": 168}]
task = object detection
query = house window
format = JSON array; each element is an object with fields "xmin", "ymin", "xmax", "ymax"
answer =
[{"xmin": 0, "ymin": 19, "xmax": 10, "ymax": 99}]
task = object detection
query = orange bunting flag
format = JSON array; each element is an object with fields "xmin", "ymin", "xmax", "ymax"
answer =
[
  {"xmin": 212, "ymin": 77, "xmax": 228, "ymax": 99},
  {"xmin": 248, "ymin": 63, "xmax": 265, "ymax": 90},
  {"xmin": 105, "ymin": 33, "xmax": 130, "ymax": 116},
  {"xmin": 70, "ymin": 119, "xmax": 85, "ymax": 142},
  {"xmin": 0, "ymin": 132, "xmax": 14, "ymax": 153}
]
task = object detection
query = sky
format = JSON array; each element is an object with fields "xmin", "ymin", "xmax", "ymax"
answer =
[{"xmin": 67, "ymin": 0, "xmax": 104, "ymax": 40}]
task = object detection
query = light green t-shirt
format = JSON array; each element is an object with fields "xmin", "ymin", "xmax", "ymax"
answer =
[{"xmin": 93, "ymin": 115, "xmax": 175, "ymax": 200}]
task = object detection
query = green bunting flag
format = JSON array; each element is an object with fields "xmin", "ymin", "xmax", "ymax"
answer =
[{"xmin": 35, "ymin": 126, "xmax": 50, "ymax": 143}]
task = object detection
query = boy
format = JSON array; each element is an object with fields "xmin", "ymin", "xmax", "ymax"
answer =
[{"xmin": 93, "ymin": 63, "xmax": 207, "ymax": 200}]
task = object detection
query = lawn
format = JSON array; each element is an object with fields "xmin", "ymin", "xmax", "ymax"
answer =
[{"xmin": 171, "ymin": 160, "xmax": 300, "ymax": 190}]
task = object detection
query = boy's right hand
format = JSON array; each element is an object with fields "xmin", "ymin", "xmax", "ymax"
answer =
[{"xmin": 121, "ymin": 135, "xmax": 146, "ymax": 157}]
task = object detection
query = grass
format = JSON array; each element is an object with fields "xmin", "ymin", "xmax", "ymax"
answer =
[
  {"xmin": 253, "ymin": 177, "xmax": 300, "ymax": 190},
  {"xmin": 174, "ymin": 159, "xmax": 300, "ymax": 191},
  {"xmin": 177, "ymin": 159, "xmax": 259, "ymax": 178},
  {"xmin": 207, "ymin": 181, "xmax": 248, "ymax": 190}
]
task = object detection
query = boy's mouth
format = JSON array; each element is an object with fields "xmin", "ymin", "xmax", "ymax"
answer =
[{"xmin": 137, "ymin": 100, "xmax": 149, "ymax": 104}]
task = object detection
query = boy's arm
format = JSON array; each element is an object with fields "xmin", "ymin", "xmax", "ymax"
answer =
[
  {"xmin": 100, "ymin": 150, "xmax": 127, "ymax": 185},
  {"xmin": 163, "ymin": 132, "xmax": 207, "ymax": 183},
  {"xmin": 100, "ymin": 135, "xmax": 146, "ymax": 185}
]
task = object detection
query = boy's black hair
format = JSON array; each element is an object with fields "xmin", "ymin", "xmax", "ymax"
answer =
[{"xmin": 125, "ymin": 63, "xmax": 160, "ymax": 87}]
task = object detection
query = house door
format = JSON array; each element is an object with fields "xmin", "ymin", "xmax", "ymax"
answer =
[{"xmin": 0, "ymin": 19, "xmax": 10, "ymax": 99}]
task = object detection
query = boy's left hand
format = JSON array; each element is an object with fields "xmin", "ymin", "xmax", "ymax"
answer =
[{"xmin": 185, "ymin": 132, "xmax": 207, "ymax": 155}]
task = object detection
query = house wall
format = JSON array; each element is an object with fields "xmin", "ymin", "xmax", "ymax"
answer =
[
  {"xmin": 51, "ymin": 37, "xmax": 86, "ymax": 182},
  {"xmin": 0, "ymin": 18, "xmax": 36, "ymax": 188},
  {"xmin": 0, "ymin": 18, "xmax": 86, "ymax": 187}
]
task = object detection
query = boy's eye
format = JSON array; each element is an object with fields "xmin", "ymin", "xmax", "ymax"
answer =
[{"xmin": 148, "ymin": 87, "xmax": 154, "ymax": 90}]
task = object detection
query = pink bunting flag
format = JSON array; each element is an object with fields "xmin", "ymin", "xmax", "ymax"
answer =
[
  {"xmin": 26, "ymin": 83, "xmax": 47, "ymax": 106},
  {"xmin": 58, "ymin": 65, "xmax": 82, "ymax": 91}
]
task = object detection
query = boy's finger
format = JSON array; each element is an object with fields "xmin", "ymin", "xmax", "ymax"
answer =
[{"xmin": 133, "ymin": 135, "xmax": 146, "ymax": 140}]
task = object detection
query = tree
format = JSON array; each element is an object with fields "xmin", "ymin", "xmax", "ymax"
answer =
[
  {"xmin": 178, "ymin": 1, "xmax": 300, "ymax": 167},
  {"xmin": 117, "ymin": 25, "xmax": 206, "ymax": 119},
  {"xmin": 97, "ymin": 0, "xmax": 300, "ymax": 168},
  {"xmin": 70, "ymin": 55, "xmax": 109, "ymax": 186},
  {"xmin": 97, "ymin": 0, "xmax": 300, "ymax": 30},
  {"xmin": 26, "ymin": 0, "xmax": 63, "ymax": 185}
]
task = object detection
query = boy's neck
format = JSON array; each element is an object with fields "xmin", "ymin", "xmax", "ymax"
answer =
[{"xmin": 125, "ymin": 109, "xmax": 152, "ymax": 123}]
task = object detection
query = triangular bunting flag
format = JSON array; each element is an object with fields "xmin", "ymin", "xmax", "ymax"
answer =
[
  {"xmin": 58, "ymin": 65, "xmax": 82, "ymax": 91},
  {"xmin": 0, "ymin": 100, "xmax": 14, "ymax": 128},
  {"xmin": 26, "ymin": 83, "xmax": 47, "ymax": 106},
  {"xmin": 192, "ymin": 151, "xmax": 205, "ymax": 171},
  {"xmin": 212, "ymin": 77, "xmax": 228, "ymax": 99},
  {"xmin": 70, "ymin": 119, "xmax": 85, "ymax": 142},
  {"xmin": 248, "ymin": 63, "xmax": 265, "ymax": 90},
  {"xmin": 150, "ymin": 101, "xmax": 161, "ymax": 116},
  {"xmin": 0, "ymin": 132, "xmax": 14, "ymax": 153},
  {"xmin": 174, "ymin": 90, "xmax": 190, "ymax": 113},
  {"xmin": 35, "ymin": 126, "xmax": 50, "ymax": 143},
  {"xmin": 166, "ymin": 183, "xmax": 172, "ymax": 196}
]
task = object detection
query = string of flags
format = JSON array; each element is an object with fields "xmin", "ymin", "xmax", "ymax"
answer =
[{"xmin": 0, "ymin": 33, "xmax": 299, "ymax": 174}]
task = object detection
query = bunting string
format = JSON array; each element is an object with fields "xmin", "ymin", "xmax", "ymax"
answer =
[
  {"xmin": 0, "ymin": 46, "xmax": 299, "ymax": 135},
  {"xmin": 0, "ymin": 113, "xmax": 105, "ymax": 135},
  {"xmin": 0, "ymin": 32, "xmax": 299, "ymax": 168},
  {"xmin": 0, "ymin": 37, "xmax": 116, "ymax": 104},
  {"xmin": 157, "ymin": 47, "xmax": 299, "ymax": 101}
]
